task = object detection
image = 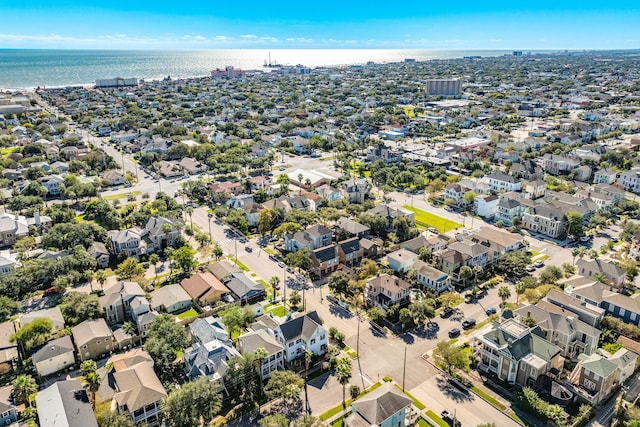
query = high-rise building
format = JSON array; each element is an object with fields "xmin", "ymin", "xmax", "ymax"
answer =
[{"xmin": 426, "ymin": 78, "xmax": 462, "ymax": 96}]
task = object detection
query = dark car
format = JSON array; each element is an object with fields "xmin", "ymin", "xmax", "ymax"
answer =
[
  {"xmin": 440, "ymin": 307, "xmax": 454, "ymax": 318},
  {"xmin": 244, "ymin": 246, "xmax": 253, "ymax": 253},
  {"xmin": 462, "ymin": 318, "xmax": 476, "ymax": 329},
  {"xmin": 485, "ymin": 307, "xmax": 497, "ymax": 315},
  {"xmin": 441, "ymin": 410, "xmax": 462, "ymax": 427},
  {"xmin": 326, "ymin": 295, "xmax": 339, "ymax": 305},
  {"xmin": 448, "ymin": 328, "xmax": 461, "ymax": 339}
]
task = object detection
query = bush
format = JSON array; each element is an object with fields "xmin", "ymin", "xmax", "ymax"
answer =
[
  {"xmin": 383, "ymin": 376, "xmax": 393, "ymax": 382},
  {"xmin": 515, "ymin": 387, "xmax": 569, "ymax": 425}
]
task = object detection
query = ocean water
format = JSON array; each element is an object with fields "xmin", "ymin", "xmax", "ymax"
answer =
[{"xmin": 0, "ymin": 49, "xmax": 544, "ymax": 90}]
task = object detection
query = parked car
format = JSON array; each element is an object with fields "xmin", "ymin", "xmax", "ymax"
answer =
[
  {"xmin": 428, "ymin": 227, "xmax": 439, "ymax": 234},
  {"xmin": 244, "ymin": 246, "xmax": 253, "ymax": 253},
  {"xmin": 441, "ymin": 410, "xmax": 462, "ymax": 427},
  {"xmin": 534, "ymin": 260, "xmax": 544, "ymax": 268},
  {"xmin": 277, "ymin": 262, "xmax": 286, "ymax": 268},
  {"xmin": 440, "ymin": 307, "xmax": 454, "ymax": 318},
  {"xmin": 43, "ymin": 287, "xmax": 57, "ymax": 296},
  {"xmin": 462, "ymin": 318, "xmax": 476, "ymax": 329},
  {"xmin": 326, "ymin": 295, "xmax": 339, "ymax": 305},
  {"xmin": 526, "ymin": 265, "xmax": 536, "ymax": 272},
  {"xmin": 485, "ymin": 307, "xmax": 497, "ymax": 315},
  {"xmin": 580, "ymin": 235, "xmax": 590, "ymax": 242},
  {"xmin": 448, "ymin": 328, "xmax": 461, "ymax": 338}
]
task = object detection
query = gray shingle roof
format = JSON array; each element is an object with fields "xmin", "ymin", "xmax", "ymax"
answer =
[
  {"xmin": 350, "ymin": 382, "xmax": 412, "ymax": 425},
  {"xmin": 32, "ymin": 336, "xmax": 74, "ymax": 364},
  {"xmin": 278, "ymin": 311, "xmax": 323, "ymax": 342},
  {"xmin": 36, "ymin": 380, "xmax": 98, "ymax": 427}
]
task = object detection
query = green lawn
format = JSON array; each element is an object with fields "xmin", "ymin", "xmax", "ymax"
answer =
[
  {"xmin": 176, "ymin": 308, "xmax": 198, "ymax": 320},
  {"xmin": 228, "ymin": 256, "xmax": 250, "ymax": 272},
  {"xmin": 425, "ymin": 410, "xmax": 449, "ymax": 427},
  {"xmin": 267, "ymin": 305, "xmax": 288, "ymax": 317},
  {"xmin": 320, "ymin": 382, "xmax": 382, "ymax": 421},
  {"xmin": 418, "ymin": 417, "xmax": 435, "ymax": 427},
  {"xmin": 265, "ymin": 248, "xmax": 276, "ymax": 255},
  {"xmin": 104, "ymin": 191, "xmax": 142, "ymax": 201},
  {"xmin": 511, "ymin": 412, "xmax": 525, "ymax": 424},
  {"xmin": 471, "ymin": 386, "xmax": 506, "ymax": 410},
  {"xmin": 402, "ymin": 206, "xmax": 462, "ymax": 233}
]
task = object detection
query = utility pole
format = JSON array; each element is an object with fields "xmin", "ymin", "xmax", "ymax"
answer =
[
  {"xmin": 207, "ymin": 213, "xmax": 213, "ymax": 241},
  {"xmin": 402, "ymin": 346, "xmax": 407, "ymax": 392},
  {"xmin": 283, "ymin": 268, "xmax": 287, "ymax": 307},
  {"xmin": 357, "ymin": 316, "xmax": 366, "ymax": 392}
]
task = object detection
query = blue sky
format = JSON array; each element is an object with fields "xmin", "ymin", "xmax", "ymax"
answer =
[{"xmin": 1, "ymin": 0, "xmax": 639, "ymax": 49}]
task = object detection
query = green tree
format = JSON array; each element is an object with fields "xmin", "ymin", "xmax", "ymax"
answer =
[
  {"xmin": 328, "ymin": 271, "xmax": 351, "ymax": 297},
  {"xmin": 12, "ymin": 375, "xmax": 37, "ymax": 407},
  {"xmin": 115, "ymin": 257, "xmax": 145, "ymax": 280},
  {"xmin": 60, "ymin": 292, "xmax": 104, "ymax": 326},
  {"xmin": 289, "ymin": 290, "xmax": 302, "ymax": 308},
  {"xmin": 292, "ymin": 415, "xmax": 328, "ymax": 427},
  {"xmin": 149, "ymin": 253, "xmax": 160, "ymax": 280},
  {"xmin": 399, "ymin": 308, "xmax": 413, "ymax": 329},
  {"xmin": 368, "ymin": 306, "xmax": 386, "ymax": 325},
  {"xmin": 498, "ymin": 286, "xmax": 511, "ymax": 303},
  {"xmin": 95, "ymin": 269, "xmax": 107, "ymax": 289},
  {"xmin": 264, "ymin": 370, "xmax": 304, "ymax": 403},
  {"xmin": 11, "ymin": 318, "xmax": 53, "ymax": 356},
  {"xmin": 285, "ymin": 248, "xmax": 313, "ymax": 273},
  {"xmin": 147, "ymin": 314, "xmax": 188, "ymax": 351},
  {"xmin": 335, "ymin": 358, "xmax": 352, "ymax": 407},
  {"xmin": 459, "ymin": 265, "xmax": 473, "ymax": 285},
  {"xmin": 163, "ymin": 376, "xmax": 222, "ymax": 427},
  {"xmin": 220, "ymin": 305, "xmax": 255, "ymax": 338},
  {"xmin": 498, "ymin": 250, "xmax": 531, "ymax": 276},
  {"xmin": 515, "ymin": 281, "xmax": 526, "ymax": 304},
  {"xmin": 96, "ymin": 406, "xmax": 136, "ymax": 427},
  {"xmin": 566, "ymin": 211, "xmax": 584, "ymax": 237},
  {"xmin": 462, "ymin": 191, "xmax": 476, "ymax": 207},
  {"xmin": 213, "ymin": 245, "xmax": 224, "ymax": 260},
  {"xmin": 539, "ymin": 265, "xmax": 563, "ymax": 284},
  {"xmin": 83, "ymin": 370, "xmax": 101, "ymax": 409},
  {"xmin": 432, "ymin": 340, "xmax": 468, "ymax": 375},
  {"xmin": 172, "ymin": 245, "xmax": 198, "ymax": 273},
  {"xmin": 258, "ymin": 208, "xmax": 273, "ymax": 236},
  {"xmin": 0, "ymin": 296, "xmax": 19, "ymax": 322},
  {"xmin": 259, "ymin": 414, "xmax": 289, "ymax": 427}
]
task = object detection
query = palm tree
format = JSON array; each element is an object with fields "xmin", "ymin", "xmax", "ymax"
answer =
[
  {"xmin": 83, "ymin": 370, "xmax": 101, "ymax": 409},
  {"xmin": 95, "ymin": 269, "xmax": 107, "ymax": 290},
  {"xmin": 269, "ymin": 276, "xmax": 280, "ymax": 301},
  {"xmin": 572, "ymin": 248, "xmax": 580, "ymax": 265},
  {"xmin": 12, "ymin": 375, "xmax": 37, "ymax": 407},
  {"xmin": 498, "ymin": 286, "xmax": 511, "ymax": 304},
  {"xmin": 515, "ymin": 281, "xmax": 526, "ymax": 304},
  {"xmin": 594, "ymin": 273, "xmax": 608, "ymax": 284},
  {"xmin": 186, "ymin": 206, "xmax": 194, "ymax": 230},
  {"xmin": 335, "ymin": 358, "xmax": 352, "ymax": 408},
  {"xmin": 149, "ymin": 253, "xmax": 160, "ymax": 282},
  {"xmin": 213, "ymin": 245, "xmax": 223, "ymax": 261},
  {"xmin": 122, "ymin": 321, "xmax": 139, "ymax": 347},
  {"xmin": 298, "ymin": 173, "xmax": 304, "ymax": 194},
  {"xmin": 254, "ymin": 347, "xmax": 268, "ymax": 378}
]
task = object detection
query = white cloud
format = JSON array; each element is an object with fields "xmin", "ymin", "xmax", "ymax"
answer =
[
  {"xmin": 240, "ymin": 34, "xmax": 258, "ymax": 39},
  {"xmin": 286, "ymin": 37, "xmax": 313, "ymax": 43}
]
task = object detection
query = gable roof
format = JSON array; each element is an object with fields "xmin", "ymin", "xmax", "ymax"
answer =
[
  {"xmin": 278, "ymin": 311, "xmax": 323, "ymax": 342},
  {"xmin": 150, "ymin": 284, "xmax": 191, "ymax": 310},
  {"xmin": 36, "ymin": 380, "xmax": 98, "ymax": 427},
  {"xmin": 71, "ymin": 318, "xmax": 112, "ymax": 347},
  {"xmin": 350, "ymin": 382, "xmax": 412, "ymax": 425},
  {"xmin": 20, "ymin": 306, "xmax": 65, "ymax": 328},
  {"xmin": 113, "ymin": 358, "xmax": 167, "ymax": 411},
  {"xmin": 32, "ymin": 336, "xmax": 74, "ymax": 364}
]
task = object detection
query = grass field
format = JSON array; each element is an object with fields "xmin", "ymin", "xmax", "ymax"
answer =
[
  {"xmin": 176, "ymin": 308, "xmax": 198, "ymax": 320},
  {"xmin": 267, "ymin": 305, "xmax": 288, "ymax": 317},
  {"xmin": 402, "ymin": 205, "xmax": 462, "ymax": 233},
  {"xmin": 320, "ymin": 382, "xmax": 382, "ymax": 421},
  {"xmin": 471, "ymin": 386, "xmax": 506, "ymax": 410},
  {"xmin": 425, "ymin": 410, "xmax": 448, "ymax": 427},
  {"xmin": 104, "ymin": 191, "xmax": 142, "ymax": 201},
  {"xmin": 227, "ymin": 256, "xmax": 250, "ymax": 272}
]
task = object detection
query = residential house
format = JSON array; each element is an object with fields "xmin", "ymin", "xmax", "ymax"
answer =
[
  {"xmin": 316, "ymin": 184, "xmax": 342, "ymax": 202},
  {"xmin": 413, "ymin": 260, "xmax": 451, "ymax": 293},
  {"xmin": 542, "ymin": 289, "xmax": 605, "ymax": 328},
  {"xmin": 386, "ymin": 248, "xmax": 417, "ymax": 274},
  {"xmin": 20, "ymin": 306, "xmax": 65, "ymax": 335},
  {"xmin": 524, "ymin": 180, "xmax": 547, "ymax": 200},
  {"xmin": 72, "ymin": 318, "xmax": 113, "ymax": 361},
  {"xmin": 208, "ymin": 181, "xmax": 243, "ymax": 203},
  {"xmin": 0, "ymin": 212, "xmax": 51, "ymax": 247},
  {"xmin": 102, "ymin": 170, "xmax": 126, "ymax": 186},
  {"xmin": 473, "ymin": 319, "xmax": 563, "ymax": 386},
  {"xmin": 474, "ymin": 194, "xmax": 500, "ymax": 219},
  {"xmin": 446, "ymin": 239, "xmax": 490, "ymax": 268},
  {"xmin": 617, "ymin": 168, "xmax": 640, "ymax": 193},
  {"xmin": 346, "ymin": 382, "xmax": 414, "ymax": 427},
  {"xmin": 50, "ymin": 161, "xmax": 69, "ymax": 173},
  {"xmin": 341, "ymin": 178, "xmax": 370, "ymax": 203},
  {"xmin": 0, "ymin": 256, "xmax": 17, "ymax": 276},
  {"xmin": 238, "ymin": 329, "xmax": 285, "ymax": 379},
  {"xmin": 495, "ymin": 197, "xmax": 527, "ymax": 226},
  {"xmin": 576, "ymin": 259, "xmax": 626, "ymax": 287},
  {"xmin": 107, "ymin": 228, "xmax": 146, "ymax": 257},
  {"xmin": 180, "ymin": 271, "xmax": 229, "ymax": 307},
  {"xmin": 521, "ymin": 205, "xmax": 568, "ymax": 239},
  {"xmin": 568, "ymin": 351, "xmax": 623, "ymax": 405},
  {"xmin": 222, "ymin": 272, "xmax": 266, "ymax": 305},
  {"xmin": 568, "ymin": 280, "xmax": 640, "ymax": 326},
  {"xmin": 32, "ymin": 335, "xmax": 75, "ymax": 377},
  {"xmin": 360, "ymin": 237, "xmax": 383, "ymax": 259},
  {"xmin": 335, "ymin": 217, "xmax": 370, "ymax": 239},
  {"xmin": 112, "ymin": 349, "xmax": 167, "ymax": 425},
  {"xmin": 100, "ymin": 281, "xmax": 148, "ymax": 325},
  {"xmin": 366, "ymin": 203, "xmax": 415, "ymax": 229},
  {"xmin": 0, "ymin": 321, "xmax": 18, "ymax": 374},
  {"xmin": 337, "ymin": 238, "xmax": 363, "ymax": 268},
  {"xmin": 285, "ymin": 224, "xmax": 333, "ymax": 253},
  {"xmin": 88, "ymin": 241, "xmax": 110, "ymax": 268},
  {"xmin": 40, "ymin": 174, "xmax": 64, "ymax": 196},
  {"xmin": 273, "ymin": 311, "xmax": 327, "ymax": 363},
  {"xmin": 487, "ymin": 171, "xmax": 522, "ymax": 193},
  {"xmin": 184, "ymin": 317, "xmax": 240, "ymax": 384},
  {"xmin": 310, "ymin": 245, "xmax": 339, "ymax": 281},
  {"xmin": 365, "ymin": 274, "xmax": 411, "ymax": 310},
  {"xmin": 514, "ymin": 304, "xmax": 600, "ymax": 360},
  {"xmin": 150, "ymin": 284, "xmax": 191, "ymax": 314},
  {"xmin": 143, "ymin": 216, "xmax": 180, "ymax": 251},
  {"xmin": 400, "ymin": 233, "xmax": 448, "ymax": 257},
  {"xmin": 593, "ymin": 169, "xmax": 617, "ymax": 185},
  {"xmin": 36, "ymin": 380, "xmax": 98, "ymax": 427},
  {"xmin": 0, "ymin": 385, "xmax": 17, "ymax": 426},
  {"xmin": 542, "ymin": 154, "xmax": 580, "ymax": 176},
  {"xmin": 366, "ymin": 144, "xmax": 403, "ymax": 163}
]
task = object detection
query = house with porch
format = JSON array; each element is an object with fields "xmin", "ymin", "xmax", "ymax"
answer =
[
  {"xmin": 365, "ymin": 274, "xmax": 411, "ymax": 310},
  {"xmin": 346, "ymin": 382, "xmax": 414, "ymax": 427},
  {"xmin": 273, "ymin": 311, "xmax": 327, "ymax": 364}
]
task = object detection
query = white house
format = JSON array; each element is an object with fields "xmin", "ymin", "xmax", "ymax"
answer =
[
  {"xmin": 413, "ymin": 260, "xmax": 451, "ymax": 293},
  {"xmin": 32, "ymin": 336, "xmax": 76, "ymax": 377},
  {"xmin": 486, "ymin": 171, "xmax": 522, "ymax": 193},
  {"xmin": 274, "ymin": 311, "xmax": 327, "ymax": 363}
]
